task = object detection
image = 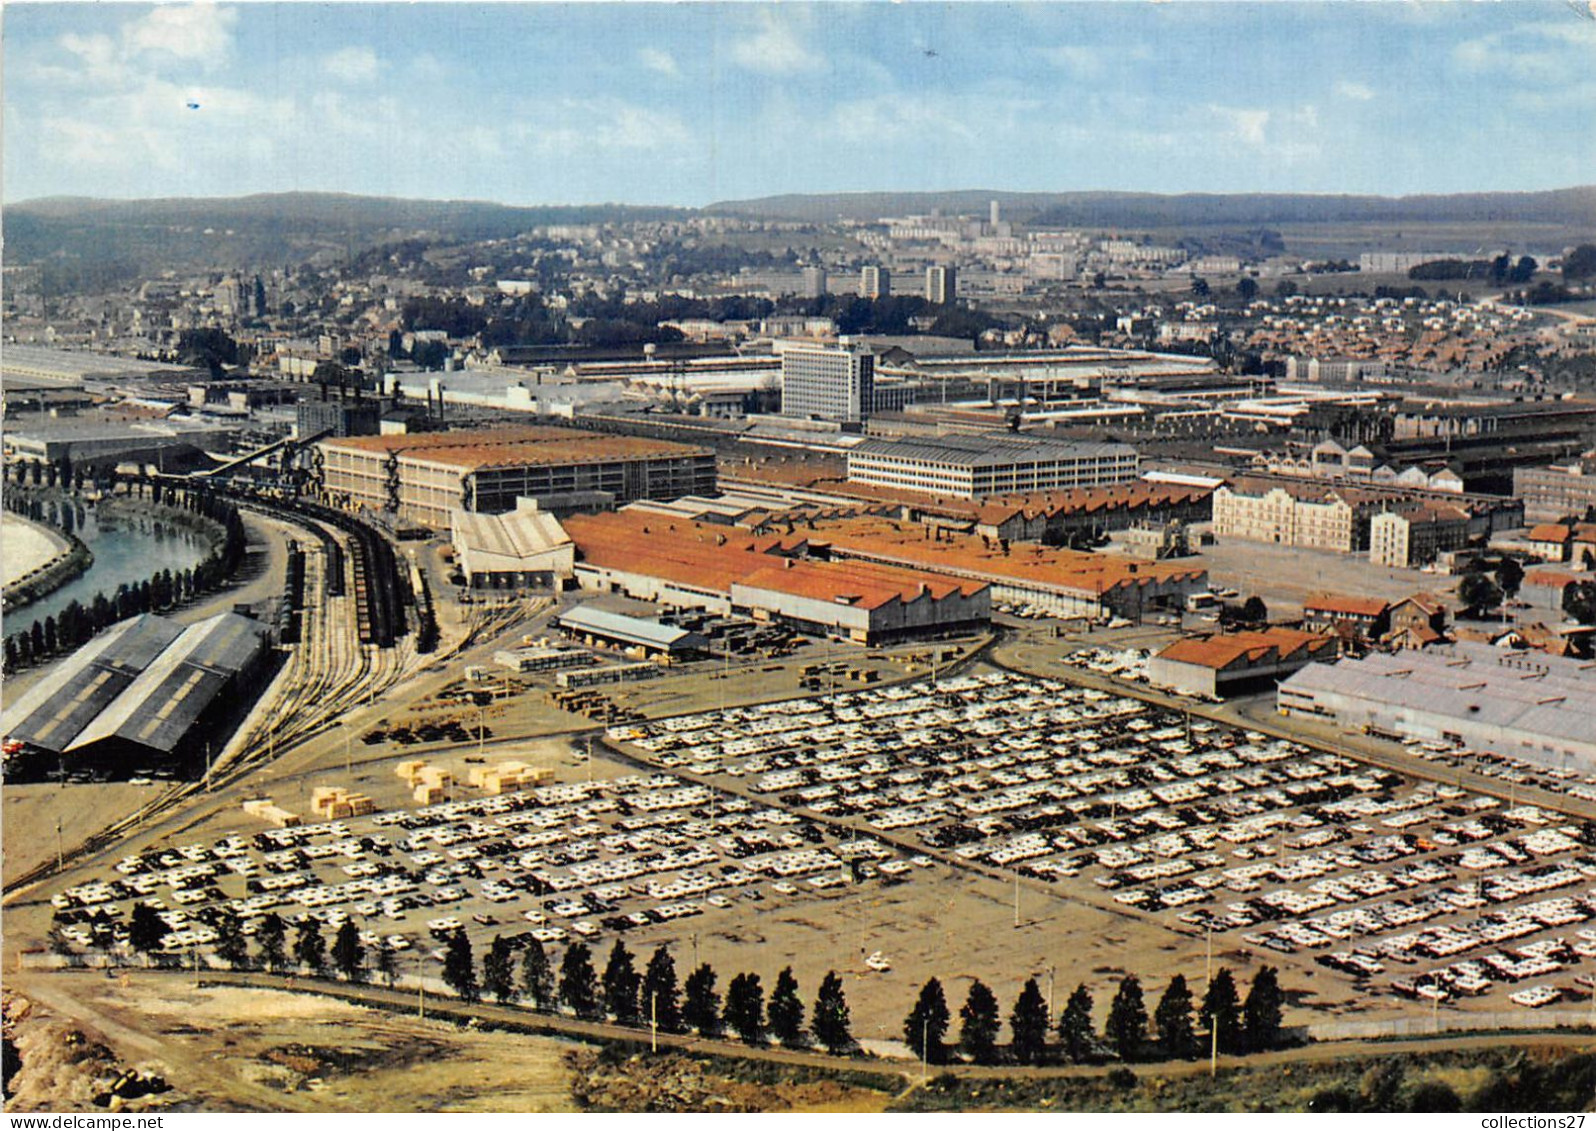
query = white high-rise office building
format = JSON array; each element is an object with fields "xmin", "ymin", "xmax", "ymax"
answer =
[
  {"xmin": 778, "ymin": 338, "xmax": 876, "ymax": 424},
  {"xmin": 860, "ymin": 265, "xmax": 891, "ymax": 299},
  {"xmin": 801, "ymin": 265, "xmax": 828, "ymax": 299},
  {"xmin": 925, "ymin": 265, "xmax": 957, "ymax": 305}
]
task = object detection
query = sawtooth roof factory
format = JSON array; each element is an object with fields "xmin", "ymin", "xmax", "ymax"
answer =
[
  {"xmin": 1277, "ymin": 642, "xmax": 1596, "ymax": 771},
  {"xmin": 315, "ymin": 426, "xmax": 717, "ymax": 527},
  {"xmin": 564, "ymin": 511, "xmax": 991, "ymax": 645},
  {"xmin": 1, "ymin": 612, "xmax": 270, "ymax": 774}
]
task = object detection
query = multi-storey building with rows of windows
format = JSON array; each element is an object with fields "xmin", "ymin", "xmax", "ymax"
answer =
[
  {"xmin": 315, "ymin": 426, "xmax": 716, "ymax": 528},
  {"xmin": 846, "ymin": 434, "xmax": 1138, "ymax": 500}
]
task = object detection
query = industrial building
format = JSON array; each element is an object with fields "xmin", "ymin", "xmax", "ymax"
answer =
[
  {"xmin": 1148, "ymin": 628, "xmax": 1338, "ymax": 699},
  {"xmin": 1, "ymin": 612, "xmax": 270, "ymax": 772},
  {"xmin": 296, "ymin": 396, "xmax": 382, "ymax": 439},
  {"xmin": 1277, "ymin": 642, "xmax": 1596, "ymax": 771},
  {"xmin": 563, "ymin": 511, "xmax": 991, "ymax": 643},
  {"xmin": 449, "ymin": 497, "xmax": 575, "ymax": 589},
  {"xmin": 557, "ymin": 605, "xmax": 708, "ymax": 657},
  {"xmin": 315, "ymin": 426, "xmax": 717, "ymax": 527},
  {"xmin": 1515, "ymin": 457, "xmax": 1596, "ymax": 524},
  {"xmin": 846, "ymin": 434, "xmax": 1139, "ymax": 500}
]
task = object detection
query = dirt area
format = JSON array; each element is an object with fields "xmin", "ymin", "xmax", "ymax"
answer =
[
  {"xmin": 4, "ymin": 975, "xmax": 577, "ymax": 1113},
  {"xmin": 567, "ymin": 1047, "xmax": 899, "ymax": 1112},
  {"xmin": 1191, "ymin": 534, "xmax": 1455, "ymax": 618}
]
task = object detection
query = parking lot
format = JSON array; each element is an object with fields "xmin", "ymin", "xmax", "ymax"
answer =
[
  {"xmin": 46, "ymin": 664, "xmax": 1596, "ymax": 1030},
  {"xmin": 607, "ymin": 670, "xmax": 1596, "ymax": 1015}
]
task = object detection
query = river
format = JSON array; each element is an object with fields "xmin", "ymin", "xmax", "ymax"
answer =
[{"xmin": 11, "ymin": 499, "xmax": 215, "ymax": 627}]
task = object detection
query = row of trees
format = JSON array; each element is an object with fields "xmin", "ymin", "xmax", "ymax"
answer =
[
  {"xmin": 452, "ymin": 933, "xmax": 856, "ymax": 1054},
  {"xmin": 4, "ymin": 481, "xmax": 247, "ymax": 674},
  {"xmin": 127, "ymin": 904, "xmax": 857, "ymax": 1055},
  {"xmin": 126, "ymin": 898, "xmax": 1293, "ymax": 1067},
  {"xmin": 903, "ymin": 967, "xmax": 1285, "ymax": 1067}
]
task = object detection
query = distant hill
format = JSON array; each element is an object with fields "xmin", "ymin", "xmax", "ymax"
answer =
[
  {"xmin": 2, "ymin": 192, "xmax": 690, "ymax": 271},
  {"xmin": 705, "ymin": 187, "xmax": 1596, "ymax": 228}
]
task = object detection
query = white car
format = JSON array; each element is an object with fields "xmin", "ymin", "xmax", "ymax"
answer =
[{"xmin": 865, "ymin": 951, "xmax": 892, "ymax": 972}]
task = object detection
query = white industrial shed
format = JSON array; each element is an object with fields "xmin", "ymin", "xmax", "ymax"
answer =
[
  {"xmin": 1277, "ymin": 642, "xmax": 1596, "ymax": 771},
  {"xmin": 450, "ymin": 497, "xmax": 574, "ymax": 589}
]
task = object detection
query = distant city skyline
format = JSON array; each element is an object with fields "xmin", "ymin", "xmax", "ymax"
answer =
[{"xmin": 5, "ymin": 1, "xmax": 1595, "ymax": 206}]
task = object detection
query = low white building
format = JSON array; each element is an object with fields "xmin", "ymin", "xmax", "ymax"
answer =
[{"xmin": 450, "ymin": 497, "xmax": 574, "ymax": 589}]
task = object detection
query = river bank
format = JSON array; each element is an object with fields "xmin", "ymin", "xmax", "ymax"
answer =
[{"xmin": 1, "ymin": 512, "xmax": 90, "ymax": 612}]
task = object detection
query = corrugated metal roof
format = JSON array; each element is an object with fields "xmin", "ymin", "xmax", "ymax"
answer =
[
  {"xmin": 451, "ymin": 506, "xmax": 572, "ymax": 562},
  {"xmin": 64, "ymin": 613, "xmax": 268, "ymax": 755},
  {"xmin": 1280, "ymin": 642, "xmax": 1596, "ymax": 749},
  {"xmin": 1, "ymin": 615, "xmax": 184, "ymax": 754},
  {"xmin": 557, "ymin": 605, "xmax": 705, "ymax": 652},
  {"xmin": 851, "ymin": 434, "xmax": 1136, "ymax": 469}
]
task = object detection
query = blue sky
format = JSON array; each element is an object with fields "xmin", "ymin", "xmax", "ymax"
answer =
[{"xmin": 5, "ymin": 2, "xmax": 1595, "ymax": 205}]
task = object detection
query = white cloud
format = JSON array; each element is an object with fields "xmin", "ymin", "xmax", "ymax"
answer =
[
  {"xmin": 1335, "ymin": 80, "xmax": 1375, "ymax": 102},
  {"xmin": 1039, "ymin": 45, "xmax": 1104, "ymax": 80},
  {"xmin": 730, "ymin": 11, "xmax": 820, "ymax": 75},
  {"xmin": 1215, "ymin": 105, "xmax": 1271, "ymax": 147},
  {"xmin": 508, "ymin": 98, "xmax": 692, "ymax": 154},
  {"xmin": 123, "ymin": 3, "xmax": 237, "ymax": 67},
  {"xmin": 1453, "ymin": 21, "xmax": 1596, "ymax": 82},
  {"xmin": 638, "ymin": 47, "xmax": 680, "ymax": 78},
  {"xmin": 322, "ymin": 47, "xmax": 381, "ymax": 84}
]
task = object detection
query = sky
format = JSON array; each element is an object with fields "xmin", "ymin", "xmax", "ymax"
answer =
[{"xmin": 4, "ymin": 1, "xmax": 1595, "ymax": 207}]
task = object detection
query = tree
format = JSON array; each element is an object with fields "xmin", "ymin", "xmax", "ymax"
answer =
[
  {"xmin": 1562, "ymin": 243, "xmax": 1596, "ymax": 282},
  {"xmin": 1190, "ymin": 276, "xmax": 1210, "ymax": 298},
  {"xmin": 768, "ymin": 966, "xmax": 806, "ymax": 1048},
  {"xmin": 214, "ymin": 909, "xmax": 248, "ymax": 971},
  {"xmin": 1240, "ymin": 595, "xmax": 1269, "ymax": 625},
  {"xmin": 257, "ymin": 913, "xmax": 287, "ymax": 973},
  {"xmin": 1058, "ymin": 984, "xmax": 1095, "ymax": 1064},
  {"xmin": 483, "ymin": 935, "xmax": 517, "ymax": 1003},
  {"xmin": 1243, "ymin": 965, "xmax": 1284, "ymax": 1053},
  {"xmin": 1495, "ymin": 557, "xmax": 1525, "ymax": 602},
  {"xmin": 1008, "ymin": 978, "xmax": 1051, "ymax": 1065},
  {"xmin": 521, "ymin": 938, "xmax": 555, "ymax": 1010},
  {"xmin": 959, "ymin": 980, "xmax": 1002, "ymax": 1065},
  {"xmin": 294, "ymin": 920, "xmax": 326, "ymax": 975},
  {"xmin": 811, "ymin": 971, "xmax": 853, "ymax": 1055},
  {"xmin": 683, "ymin": 963, "xmax": 721, "ymax": 1037},
  {"xmin": 128, "ymin": 903, "xmax": 170, "ymax": 963},
  {"xmin": 1104, "ymin": 975, "xmax": 1148, "ymax": 1062},
  {"xmin": 442, "ymin": 930, "xmax": 479, "ymax": 1002},
  {"xmin": 904, "ymin": 978, "xmax": 951, "ymax": 1065},
  {"xmin": 332, "ymin": 919, "xmax": 365, "ymax": 982},
  {"xmin": 1202, "ymin": 968, "xmax": 1243, "ymax": 1055},
  {"xmin": 1564, "ymin": 580, "xmax": 1596, "ymax": 626},
  {"xmin": 725, "ymin": 972, "xmax": 766, "ymax": 1045},
  {"xmin": 559, "ymin": 942, "xmax": 600, "ymax": 1019},
  {"xmin": 601, "ymin": 940, "xmax": 641, "ymax": 1024},
  {"xmin": 642, "ymin": 945, "xmax": 683, "ymax": 1033},
  {"xmin": 375, "ymin": 937, "xmax": 397, "ymax": 987},
  {"xmin": 1457, "ymin": 571, "xmax": 1502, "ymax": 618},
  {"xmin": 1236, "ymin": 277, "xmax": 1259, "ymax": 302},
  {"xmin": 1154, "ymin": 974, "xmax": 1197, "ymax": 1060}
]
